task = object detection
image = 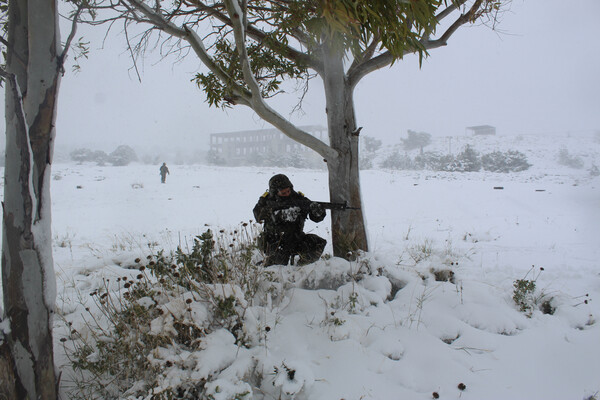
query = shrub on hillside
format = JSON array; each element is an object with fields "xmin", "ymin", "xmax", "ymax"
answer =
[
  {"xmin": 381, "ymin": 151, "xmax": 413, "ymax": 170},
  {"xmin": 481, "ymin": 150, "xmax": 531, "ymax": 172},
  {"xmin": 380, "ymin": 147, "xmax": 531, "ymax": 173},
  {"xmin": 557, "ymin": 147, "xmax": 584, "ymax": 169},
  {"xmin": 413, "ymin": 151, "xmax": 453, "ymax": 171},
  {"xmin": 448, "ymin": 145, "xmax": 481, "ymax": 172}
]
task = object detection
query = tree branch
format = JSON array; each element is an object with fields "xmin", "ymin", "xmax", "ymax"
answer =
[
  {"xmin": 124, "ymin": 0, "xmax": 252, "ymax": 104},
  {"xmin": 184, "ymin": 0, "xmax": 323, "ymax": 73},
  {"xmin": 222, "ymin": 0, "xmax": 336, "ymax": 161},
  {"xmin": 347, "ymin": 0, "xmax": 485, "ymax": 88},
  {"xmin": 426, "ymin": 0, "xmax": 485, "ymax": 49},
  {"xmin": 59, "ymin": 3, "xmax": 84, "ymax": 74}
]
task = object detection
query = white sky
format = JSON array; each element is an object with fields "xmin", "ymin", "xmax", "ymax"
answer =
[{"xmin": 3, "ymin": 0, "xmax": 600, "ymax": 153}]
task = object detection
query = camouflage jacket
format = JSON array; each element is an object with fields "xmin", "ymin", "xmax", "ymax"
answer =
[{"xmin": 253, "ymin": 190, "xmax": 325, "ymax": 244}]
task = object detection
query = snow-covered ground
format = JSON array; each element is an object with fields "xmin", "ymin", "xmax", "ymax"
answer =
[{"xmin": 4, "ymin": 132, "xmax": 600, "ymax": 399}]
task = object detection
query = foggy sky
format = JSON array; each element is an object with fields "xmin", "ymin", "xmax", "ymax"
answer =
[{"xmin": 3, "ymin": 0, "xmax": 600, "ymax": 153}]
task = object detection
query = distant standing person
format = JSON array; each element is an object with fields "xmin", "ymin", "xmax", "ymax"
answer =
[{"xmin": 159, "ymin": 162, "xmax": 170, "ymax": 183}]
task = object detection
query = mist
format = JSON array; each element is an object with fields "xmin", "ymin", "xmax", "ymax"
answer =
[{"xmin": 2, "ymin": 0, "xmax": 599, "ymax": 161}]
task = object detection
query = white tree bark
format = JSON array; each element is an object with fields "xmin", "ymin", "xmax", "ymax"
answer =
[
  {"xmin": 321, "ymin": 38, "xmax": 369, "ymax": 255},
  {"xmin": 1, "ymin": 0, "xmax": 61, "ymax": 398}
]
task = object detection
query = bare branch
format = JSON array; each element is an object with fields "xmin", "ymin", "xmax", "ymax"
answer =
[
  {"xmin": 427, "ymin": 0, "xmax": 486, "ymax": 49},
  {"xmin": 222, "ymin": 0, "xmax": 336, "ymax": 161},
  {"xmin": 123, "ymin": 21, "xmax": 143, "ymax": 82},
  {"xmin": 59, "ymin": 3, "xmax": 84, "ymax": 68}
]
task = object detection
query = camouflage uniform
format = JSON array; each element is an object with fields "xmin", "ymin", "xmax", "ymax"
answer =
[
  {"xmin": 159, "ymin": 163, "xmax": 169, "ymax": 183},
  {"xmin": 253, "ymin": 174, "xmax": 326, "ymax": 266}
]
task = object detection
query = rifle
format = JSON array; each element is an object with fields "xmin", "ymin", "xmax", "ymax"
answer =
[
  {"xmin": 310, "ymin": 201, "xmax": 360, "ymax": 211},
  {"xmin": 264, "ymin": 200, "xmax": 359, "ymax": 212}
]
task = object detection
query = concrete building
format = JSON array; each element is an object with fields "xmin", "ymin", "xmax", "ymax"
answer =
[
  {"xmin": 466, "ymin": 125, "xmax": 496, "ymax": 136},
  {"xmin": 209, "ymin": 125, "xmax": 326, "ymax": 165}
]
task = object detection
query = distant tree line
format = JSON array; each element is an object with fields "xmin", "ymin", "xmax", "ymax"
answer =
[
  {"xmin": 70, "ymin": 145, "xmax": 138, "ymax": 166},
  {"xmin": 207, "ymin": 148, "xmax": 325, "ymax": 169},
  {"xmin": 379, "ymin": 145, "xmax": 532, "ymax": 173}
]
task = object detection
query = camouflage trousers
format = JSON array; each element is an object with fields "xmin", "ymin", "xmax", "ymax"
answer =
[{"xmin": 258, "ymin": 232, "xmax": 326, "ymax": 266}]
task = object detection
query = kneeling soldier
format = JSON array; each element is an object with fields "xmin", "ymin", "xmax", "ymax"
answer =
[{"xmin": 253, "ymin": 174, "xmax": 327, "ymax": 266}]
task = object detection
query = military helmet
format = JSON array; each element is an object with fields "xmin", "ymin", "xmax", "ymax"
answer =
[{"xmin": 269, "ymin": 174, "xmax": 293, "ymax": 195}]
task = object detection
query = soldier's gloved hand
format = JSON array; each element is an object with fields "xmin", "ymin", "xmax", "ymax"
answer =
[{"xmin": 309, "ymin": 202, "xmax": 325, "ymax": 217}]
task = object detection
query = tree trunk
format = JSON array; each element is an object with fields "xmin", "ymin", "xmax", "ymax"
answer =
[
  {"xmin": 321, "ymin": 39, "xmax": 368, "ymax": 258},
  {"xmin": 2, "ymin": 0, "xmax": 60, "ymax": 398}
]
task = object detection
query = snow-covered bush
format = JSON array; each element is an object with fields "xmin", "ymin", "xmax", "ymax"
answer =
[
  {"xmin": 448, "ymin": 145, "xmax": 481, "ymax": 172},
  {"xmin": 70, "ymin": 148, "xmax": 109, "ymax": 165},
  {"xmin": 512, "ymin": 266, "xmax": 554, "ymax": 317},
  {"xmin": 380, "ymin": 150, "xmax": 413, "ymax": 170},
  {"xmin": 557, "ymin": 147, "xmax": 584, "ymax": 169},
  {"xmin": 415, "ymin": 152, "xmax": 454, "ymax": 171},
  {"xmin": 481, "ymin": 150, "xmax": 531, "ymax": 172},
  {"xmin": 61, "ymin": 225, "xmax": 267, "ymax": 399},
  {"xmin": 108, "ymin": 145, "xmax": 138, "ymax": 166}
]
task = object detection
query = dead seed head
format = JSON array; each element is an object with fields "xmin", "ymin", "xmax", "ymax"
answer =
[
  {"xmin": 137, "ymin": 274, "xmax": 144, "ymax": 280},
  {"xmin": 135, "ymin": 258, "xmax": 141, "ymax": 263},
  {"xmin": 458, "ymin": 383, "xmax": 466, "ymax": 391},
  {"xmin": 432, "ymin": 392, "xmax": 440, "ymax": 399},
  {"xmin": 186, "ymin": 299, "xmax": 193, "ymax": 304}
]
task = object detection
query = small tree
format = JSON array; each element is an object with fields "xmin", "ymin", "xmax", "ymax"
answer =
[
  {"xmin": 362, "ymin": 136, "xmax": 383, "ymax": 153},
  {"xmin": 109, "ymin": 144, "xmax": 138, "ymax": 166},
  {"xmin": 402, "ymin": 130, "xmax": 432, "ymax": 154}
]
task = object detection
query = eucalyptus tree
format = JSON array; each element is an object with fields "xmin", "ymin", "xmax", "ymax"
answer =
[
  {"xmin": 87, "ymin": 0, "xmax": 506, "ymax": 257},
  {"xmin": 0, "ymin": 0, "xmax": 81, "ymax": 397}
]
